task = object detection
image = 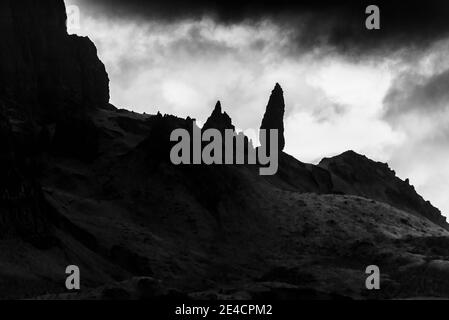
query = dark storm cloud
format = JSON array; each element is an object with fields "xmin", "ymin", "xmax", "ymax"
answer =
[
  {"xmin": 384, "ymin": 69, "xmax": 449, "ymax": 120},
  {"xmin": 76, "ymin": 0, "xmax": 449, "ymax": 55}
]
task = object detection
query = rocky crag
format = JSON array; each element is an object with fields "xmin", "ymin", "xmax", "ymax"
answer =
[{"xmin": 260, "ymin": 83, "xmax": 285, "ymax": 151}]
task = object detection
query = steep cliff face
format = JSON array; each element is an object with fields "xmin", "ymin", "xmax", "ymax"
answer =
[{"xmin": 0, "ymin": 0, "xmax": 109, "ymax": 121}]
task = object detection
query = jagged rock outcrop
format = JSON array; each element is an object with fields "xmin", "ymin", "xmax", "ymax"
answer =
[
  {"xmin": 260, "ymin": 83, "xmax": 285, "ymax": 151},
  {"xmin": 203, "ymin": 101, "xmax": 235, "ymax": 132},
  {"xmin": 319, "ymin": 150, "xmax": 448, "ymax": 229},
  {"xmin": 0, "ymin": 0, "xmax": 109, "ymax": 121}
]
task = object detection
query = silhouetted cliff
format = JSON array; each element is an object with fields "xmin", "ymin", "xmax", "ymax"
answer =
[
  {"xmin": 320, "ymin": 151, "xmax": 447, "ymax": 229},
  {"xmin": 0, "ymin": 0, "xmax": 109, "ymax": 121}
]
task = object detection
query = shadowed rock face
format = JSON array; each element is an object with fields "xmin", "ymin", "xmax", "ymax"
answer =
[
  {"xmin": 0, "ymin": 0, "xmax": 109, "ymax": 120},
  {"xmin": 319, "ymin": 150, "xmax": 448, "ymax": 229},
  {"xmin": 0, "ymin": 105, "xmax": 52, "ymax": 246},
  {"xmin": 260, "ymin": 83, "xmax": 285, "ymax": 151}
]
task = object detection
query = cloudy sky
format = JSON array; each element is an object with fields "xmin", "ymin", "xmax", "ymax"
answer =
[{"xmin": 65, "ymin": 0, "xmax": 449, "ymax": 217}]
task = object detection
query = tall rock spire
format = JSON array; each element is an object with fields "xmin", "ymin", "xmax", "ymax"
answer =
[
  {"xmin": 203, "ymin": 101, "xmax": 235, "ymax": 132},
  {"xmin": 260, "ymin": 83, "xmax": 285, "ymax": 151}
]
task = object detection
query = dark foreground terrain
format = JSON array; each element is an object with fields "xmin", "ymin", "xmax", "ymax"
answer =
[{"xmin": 1, "ymin": 0, "xmax": 449, "ymax": 300}]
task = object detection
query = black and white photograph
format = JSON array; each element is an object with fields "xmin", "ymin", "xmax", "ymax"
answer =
[{"xmin": 1, "ymin": 0, "xmax": 449, "ymax": 314}]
